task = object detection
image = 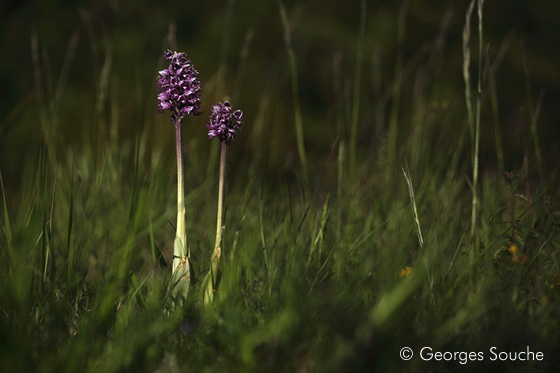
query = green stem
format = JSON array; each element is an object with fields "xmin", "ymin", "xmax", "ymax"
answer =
[
  {"xmin": 215, "ymin": 141, "xmax": 227, "ymax": 250},
  {"xmin": 203, "ymin": 141, "xmax": 227, "ymax": 304},
  {"xmin": 171, "ymin": 119, "xmax": 191, "ymax": 303},
  {"xmin": 174, "ymin": 121, "xmax": 187, "ymax": 272}
]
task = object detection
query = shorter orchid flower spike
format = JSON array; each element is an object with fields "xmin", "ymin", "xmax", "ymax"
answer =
[{"xmin": 206, "ymin": 101, "xmax": 244, "ymax": 145}]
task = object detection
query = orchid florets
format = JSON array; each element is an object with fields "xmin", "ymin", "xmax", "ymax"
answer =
[
  {"xmin": 157, "ymin": 49, "xmax": 201, "ymax": 124},
  {"xmin": 206, "ymin": 101, "xmax": 244, "ymax": 145}
]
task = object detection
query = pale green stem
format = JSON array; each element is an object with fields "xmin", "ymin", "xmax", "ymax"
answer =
[
  {"xmin": 215, "ymin": 141, "xmax": 227, "ymax": 250},
  {"xmin": 171, "ymin": 119, "xmax": 192, "ymax": 302},
  {"xmin": 203, "ymin": 141, "xmax": 227, "ymax": 304},
  {"xmin": 173, "ymin": 121, "xmax": 187, "ymax": 273}
]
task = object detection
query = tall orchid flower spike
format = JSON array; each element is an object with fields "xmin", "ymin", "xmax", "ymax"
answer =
[
  {"xmin": 157, "ymin": 49, "xmax": 201, "ymax": 302},
  {"xmin": 202, "ymin": 101, "xmax": 244, "ymax": 304}
]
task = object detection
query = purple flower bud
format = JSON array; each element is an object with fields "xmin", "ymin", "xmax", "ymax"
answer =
[
  {"xmin": 157, "ymin": 49, "xmax": 201, "ymax": 123},
  {"xmin": 206, "ymin": 101, "xmax": 244, "ymax": 145}
]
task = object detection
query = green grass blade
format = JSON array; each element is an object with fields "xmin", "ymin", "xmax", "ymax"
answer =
[
  {"xmin": 0, "ymin": 170, "xmax": 13, "ymax": 245},
  {"xmin": 349, "ymin": 0, "xmax": 366, "ymax": 178},
  {"xmin": 401, "ymin": 163, "xmax": 424, "ymax": 249},
  {"xmin": 277, "ymin": 0, "xmax": 309, "ymax": 194},
  {"xmin": 66, "ymin": 176, "xmax": 74, "ymax": 295}
]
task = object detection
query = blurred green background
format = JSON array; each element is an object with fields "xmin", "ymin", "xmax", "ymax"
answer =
[
  {"xmin": 2, "ymin": 1, "xmax": 560, "ymax": 371},
  {"xmin": 1, "ymin": 0, "xmax": 559, "ymax": 197}
]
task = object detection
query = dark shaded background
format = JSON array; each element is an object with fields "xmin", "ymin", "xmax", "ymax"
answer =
[{"xmin": 1, "ymin": 0, "xmax": 559, "ymax": 196}]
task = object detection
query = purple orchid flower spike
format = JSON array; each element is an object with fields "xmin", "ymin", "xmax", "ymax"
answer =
[
  {"xmin": 156, "ymin": 49, "xmax": 201, "ymax": 303},
  {"xmin": 206, "ymin": 101, "xmax": 244, "ymax": 145},
  {"xmin": 157, "ymin": 49, "xmax": 201, "ymax": 125}
]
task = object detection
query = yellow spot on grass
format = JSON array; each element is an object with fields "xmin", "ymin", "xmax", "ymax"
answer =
[
  {"xmin": 399, "ymin": 266, "xmax": 413, "ymax": 278},
  {"xmin": 508, "ymin": 244, "xmax": 527, "ymax": 265}
]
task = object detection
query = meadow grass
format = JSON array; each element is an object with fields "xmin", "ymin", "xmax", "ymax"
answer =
[{"xmin": 1, "ymin": 2, "xmax": 560, "ymax": 372}]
